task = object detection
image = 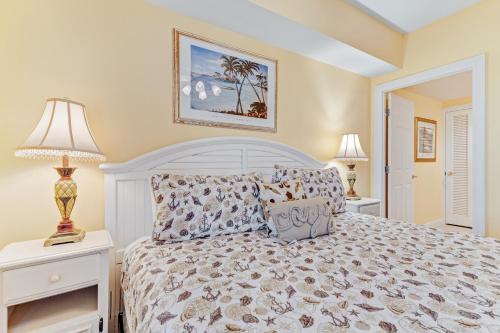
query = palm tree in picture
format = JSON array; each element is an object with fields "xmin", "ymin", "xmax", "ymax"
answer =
[
  {"xmin": 221, "ymin": 55, "xmax": 243, "ymax": 113},
  {"xmin": 237, "ymin": 60, "xmax": 263, "ymax": 104},
  {"xmin": 256, "ymin": 72, "xmax": 268, "ymax": 103}
]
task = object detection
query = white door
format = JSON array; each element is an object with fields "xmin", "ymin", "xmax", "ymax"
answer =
[
  {"xmin": 388, "ymin": 93, "xmax": 414, "ymax": 223},
  {"xmin": 445, "ymin": 108, "xmax": 472, "ymax": 227}
]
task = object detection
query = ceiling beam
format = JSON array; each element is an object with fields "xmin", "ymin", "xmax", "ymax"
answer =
[
  {"xmin": 148, "ymin": 0, "xmax": 399, "ymax": 77},
  {"xmin": 249, "ymin": 0, "xmax": 404, "ymax": 67}
]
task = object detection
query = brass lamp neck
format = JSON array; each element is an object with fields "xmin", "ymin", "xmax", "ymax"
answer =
[
  {"xmin": 55, "ymin": 155, "xmax": 76, "ymax": 178},
  {"xmin": 62, "ymin": 155, "xmax": 69, "ymax": 168}
]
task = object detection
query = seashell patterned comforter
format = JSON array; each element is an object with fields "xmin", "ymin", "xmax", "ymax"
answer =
[{"xmin": 122, "ymin": 212, "xmax": 500, "ymax": 333}]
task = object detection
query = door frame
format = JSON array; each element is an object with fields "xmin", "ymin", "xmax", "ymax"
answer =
[
  {"xmin": 443, "ymin": 104, "xmax": 473, "ymax": 227},
  {"xmin": 372, "ymin": 55, "xmax": 486, "ymax": 236}
]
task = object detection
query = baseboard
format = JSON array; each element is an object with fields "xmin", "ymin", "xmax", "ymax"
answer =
[{"xmin": 425, "ymin": 219, "xmax": 444, "ymax": 226}]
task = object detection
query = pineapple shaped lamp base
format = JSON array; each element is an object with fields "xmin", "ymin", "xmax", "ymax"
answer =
[
  {"xmin": 44, "ymin": 155, "xmax": 86, "ymax": 247},
  {"xmin": 346, "ymin": 163, "xmax": 361, "ymax": 201}
]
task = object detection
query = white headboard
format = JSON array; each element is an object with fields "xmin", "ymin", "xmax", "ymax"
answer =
[
  {"xmin": 100, "ymin": 136, "xmax": 326, "ymax": 259},
  {"xmin": 100, "ymin": 136, "xmax": 326, "ymax": 330}
]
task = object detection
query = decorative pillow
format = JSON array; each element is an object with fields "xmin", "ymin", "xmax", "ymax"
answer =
[
  {"xmin": 272, "ymin": 166, "xmax": 346, "ymax": 213},
  {"xmin": 150, "ymin": 173, "xmax": 265, "ymax": 242},
  {"xmin": 268, "ymin": 197, "xmax": 333, "ymax": 243},
  {"xmin": 258, "ymin": 179, "xmax": 307, "ymax": 235}
]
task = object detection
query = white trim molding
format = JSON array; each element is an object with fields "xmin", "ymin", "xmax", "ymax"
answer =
[
  {"xmin": 425, "ymin": 219, "xmax": 444, "ymax": 227},
  {"xmin": 372, "ymin": 55, "xmax": 486, "ymax": 236},
  {"xmin": 442, "ymin": 103, "xmax": 473, "ymax": 113}
]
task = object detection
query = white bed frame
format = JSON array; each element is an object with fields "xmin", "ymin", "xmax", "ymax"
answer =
[{"xmin": 100, "ymin": 136, "xmax": 326, "ymax": 332}]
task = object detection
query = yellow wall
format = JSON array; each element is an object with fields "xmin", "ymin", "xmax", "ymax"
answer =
[
  {"xmin": 0, "ymin": 0, "xmax": 371, "ymax": 248},
  {"xmin": 443, "ymin": 97, "xmax": 472, "ymax": 108},
  {"xmin": 394, "ymin": 90, "xmax": 443, "ymax": 225},
  {"xmin": 372, "ymin": 0, "xmax": 499, "ymax": 238},
  {"xmin": 249, "ymin": 0, "xmax": 404, "ymax": 66}
]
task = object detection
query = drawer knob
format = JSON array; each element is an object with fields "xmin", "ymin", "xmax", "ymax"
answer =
[{"xmin": 49, "ymin": 274, "xmax": 61, "ymax": 283}]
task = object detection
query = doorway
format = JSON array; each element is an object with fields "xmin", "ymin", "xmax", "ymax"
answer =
[{"xmin": 373, "ymin": 55, "xmax": 485, "ymax": 236}]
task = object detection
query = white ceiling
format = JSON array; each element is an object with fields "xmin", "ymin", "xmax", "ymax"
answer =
[
  {"xmin": 148, "ymin": 0, "xmax": 397, "ymax": 77},
  {"xmin": 406, "ymin": 71, "xmax": 472, "ymax": 101},
  {"xmin": 346, "ymin": 0, "xmax": 481, "ymax": 33}
]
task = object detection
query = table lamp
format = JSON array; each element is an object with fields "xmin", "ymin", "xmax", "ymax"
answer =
[
  {"xmin": 15, "ymin": 98, "xmax": 105, "ymax": 246},
  {"xmin": 335, "ymin": 133, "xmax": 368, "ymax": 200}
]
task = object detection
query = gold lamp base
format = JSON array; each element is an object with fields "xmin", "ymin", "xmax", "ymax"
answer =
[
  {"xmin": 44, "ymin": 228, "xmax": 86, "ymax": 247},
  {"xmin": 346, "ymin": 163, "xmax": 361, "ymax": 201},
  {"xmin": 44, "ymin": 155, "xmax": 86, "ymax": 247}
]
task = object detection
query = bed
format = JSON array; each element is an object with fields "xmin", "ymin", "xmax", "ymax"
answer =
[{"xmin": 101, "ymin": 137, "xmax": 500, "ymax": 333}]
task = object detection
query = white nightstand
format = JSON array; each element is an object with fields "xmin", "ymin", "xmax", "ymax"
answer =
[
  {"xmin": 346, "ymin": 198, "xmax": 381, "ymax": 217},
  {"xmin": 0, "ymin": 230, "xmax": 113, "ymax": 333}
]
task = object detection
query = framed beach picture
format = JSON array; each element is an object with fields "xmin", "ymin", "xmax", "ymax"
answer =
[
  {"xmin": 414, "ymin": 117, "xmax": 437, "ymax": 162},
  {"xmin": 173, "ymin": 29, "xmax": 277, "ymax": 132}
]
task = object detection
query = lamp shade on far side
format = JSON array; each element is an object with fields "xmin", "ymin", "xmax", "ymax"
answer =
[
  {"xmin": 15, "ymin": 98, "xmax": 105, "ymax": 161},
  {"xmin": 335, "ymin": 133, "xmax": 368, "ymax": 162}
]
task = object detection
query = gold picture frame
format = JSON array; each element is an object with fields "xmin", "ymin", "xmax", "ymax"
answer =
[
  {"xmin": 414, "ymin": 117, "xmax": 437, "ymax": 162},
  {"xmin": 173, "ymin": 29, "xmax": 278, "ymax": 132}
]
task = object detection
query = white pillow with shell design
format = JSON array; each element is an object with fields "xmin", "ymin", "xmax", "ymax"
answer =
[{"xmin": 150, "ymin": 173, "xmax": 265, "ymax": 242}]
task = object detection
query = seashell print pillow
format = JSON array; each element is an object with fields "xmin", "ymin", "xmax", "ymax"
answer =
[
  {"xmin": 272, "ymin": 165, "xmax": 346, "ymax": 213},
  {"xmin": 150, "ymin": 173, "xmax": 265, "ymax": 242},
  {"xmin": 258, "ymin": 179, "xmax": 307, "ymax": 235},
  {"xmin": 268, "ymin": 197, "xmax": 333, "ymax": 243}
]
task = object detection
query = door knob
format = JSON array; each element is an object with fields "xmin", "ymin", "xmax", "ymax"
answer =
[
  {"xmin": 446, "ymin": 171, "xmax": 454, "ymax": 176},
  {"xmin": 412, "ymin": 175, "xmax": 418, "ymax": 179}
]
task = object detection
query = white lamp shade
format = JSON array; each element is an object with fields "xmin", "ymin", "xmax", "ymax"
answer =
[
  {"xmin": 335, "ymin": 134, "xmax": 368, "ymax": 161},
  {"xmin": 15, "ymin": 98, "xmax": 105, "ymax": 161}
]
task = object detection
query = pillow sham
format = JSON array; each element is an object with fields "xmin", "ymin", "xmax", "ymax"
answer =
[
  {"xmin": 272, "ymin": 166, "xmax": 346, "ymax": 213},
  {"xmin": 268, "ymin": 197, "xmax": 333, "ymax": 243},
  {"xmin": 150, "ymin": 173, "xmax": 265, "ymax": 242},
  {"xmin": 258, "ymin": 179, "xmax": 307, "ymax": 235}
]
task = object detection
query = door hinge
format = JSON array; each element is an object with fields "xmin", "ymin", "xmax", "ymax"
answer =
[
  {"xmin": 118, "ymin": 312, "xmax": 125, "ymax": 333},
  {"xmin": 385, "ymin": 107, "xmax": 390, "ymax": 117},
  {"xmin": 109, "ymin": 291, "xmax": 112, "ymax": 321},
  {"xmin": 385, "ymin": 165, "xmax": 390, "ymax": 175},
  {"xmin": 99, "ymin": 317, "xmax": 103, "ymax": 332}
]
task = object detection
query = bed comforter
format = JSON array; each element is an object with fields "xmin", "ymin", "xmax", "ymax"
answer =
[{"xmin": 122, "ymin": 212, "xmax": 500, "ymax": 333}]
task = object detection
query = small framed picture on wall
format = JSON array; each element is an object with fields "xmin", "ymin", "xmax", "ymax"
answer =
[{"xmin": 414, "ymin": 117, "xmax": 437, "ymax": 162}]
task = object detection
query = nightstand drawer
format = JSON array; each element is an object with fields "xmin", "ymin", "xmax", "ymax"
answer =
[
  {"xmin": 3, "ymin": 254, "xmax": 99, "ymax": 305},
  {"xmin": 359, "ymin": 204, "xmax": 380, "ymax": 217}
]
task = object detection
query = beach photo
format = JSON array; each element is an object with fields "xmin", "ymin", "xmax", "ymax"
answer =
[
  {"xmin": 174, "ymin": 30, "xmax": 277, "ymax": 132},
  {"xmin": 190, "ymin": 45, "xmax": 269, "ymax": 119}
]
